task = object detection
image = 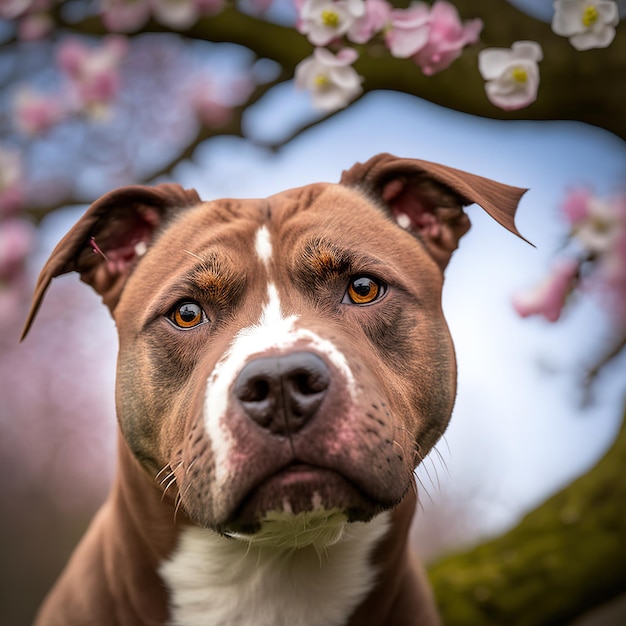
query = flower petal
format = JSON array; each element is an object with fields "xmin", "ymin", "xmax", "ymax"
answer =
[
  {"xmin": 478, "ymin": 48, "xmax": 513, "ymax": 80},
  {"xmin": 570, "ymin": 25, "xmax": 616, "ymax": 50}
]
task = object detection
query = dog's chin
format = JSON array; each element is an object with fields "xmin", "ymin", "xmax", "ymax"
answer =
[{"xmin": 220, "ymin": 465, "xmax": 383, "ymax": 548}]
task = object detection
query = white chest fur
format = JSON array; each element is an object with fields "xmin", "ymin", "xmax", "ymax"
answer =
[{"xmin": 159, "ymin": 512, "xmax": 390, "ymax": 626}]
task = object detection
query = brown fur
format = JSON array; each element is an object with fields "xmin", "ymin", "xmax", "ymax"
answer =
[{"xmin": 23, "ymin": 154, "xmax": 527, "ymax": 625}]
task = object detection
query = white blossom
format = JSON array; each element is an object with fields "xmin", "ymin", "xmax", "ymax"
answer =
[
  {"xmin": 295, "ymin": 48, "xmax": 363, "ymax": 112},
  {"xmin": 478, "ymin": 41, "xmax": 543, "ymax": 111},
  {"xmin": 298, "ymin": 0, "xmax": 366, "ymax": 46},
  {"xmin": 552, "ymin": 0, "xmax": 619, "ymax": 50}
]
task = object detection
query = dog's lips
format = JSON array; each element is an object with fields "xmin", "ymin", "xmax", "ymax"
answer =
[{"xmin": 223, "ymin": 462, "xmax": 382, "ymax": 533}]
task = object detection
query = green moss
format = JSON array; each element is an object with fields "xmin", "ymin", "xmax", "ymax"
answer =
[{"xmin": 428, "ymin": 406, "xmax": 626, "ymax": 625}]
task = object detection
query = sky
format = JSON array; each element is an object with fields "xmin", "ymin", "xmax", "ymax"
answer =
[{"xmin": 38, "ymin": 87, "xmax": 626, "ymax": 541}]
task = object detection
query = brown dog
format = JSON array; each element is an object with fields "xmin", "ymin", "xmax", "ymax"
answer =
[{"xmin": 22, "ymin": 154, "xmax": 526, "ymax": 625}]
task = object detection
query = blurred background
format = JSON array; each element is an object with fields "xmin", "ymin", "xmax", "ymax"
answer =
[{"xmin": 1, "ymin": 1, "xmax": 625, "ymax": 624}]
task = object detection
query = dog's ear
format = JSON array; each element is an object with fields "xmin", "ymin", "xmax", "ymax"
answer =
[
  {"xmin": 21, "ymin": 183, "xmax": 201, "ymax": 339},
  {"xmin": 341, "ymin": 153, "xmax": 530, "ymax": 269}
]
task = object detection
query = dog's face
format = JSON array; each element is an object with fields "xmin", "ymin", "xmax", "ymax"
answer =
[{"xmin": 22, "ymin": 154, "xmax": 526, "ymax": 542}]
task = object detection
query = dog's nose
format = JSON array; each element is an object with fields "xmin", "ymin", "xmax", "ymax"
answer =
[{"xmin": 234, "ymin": 352, "xmax": 330, "ymax": 436}]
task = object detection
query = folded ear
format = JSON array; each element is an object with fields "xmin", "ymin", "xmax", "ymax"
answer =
[
  {"xmin": 21, "ymin": 183, "xmax": 201, "ymax": 339},
  {"xmin": 341, "ymin": 153, "xmax": 530, "ymax": 270}
]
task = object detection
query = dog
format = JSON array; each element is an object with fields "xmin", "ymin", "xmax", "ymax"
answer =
[{"xmin": 22, "ymin": 153, "xmax": 526, "ymax": 625}]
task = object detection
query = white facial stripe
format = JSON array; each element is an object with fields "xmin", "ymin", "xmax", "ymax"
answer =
[
  {"xmin": 204, "ymin": 283, "xmax": 356, "ymax": 483},
  {"xmin": 255, "ymin": 225, "xmax": 272, "ymax": 266},
  {"xmin": 205, "ymin": 283, "xmax": 295, "ymax": 485}
]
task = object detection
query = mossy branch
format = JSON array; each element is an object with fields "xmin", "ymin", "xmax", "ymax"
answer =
[{"xmin": 428, "ymin": 403, "xmax": 626, "ymax": 625}]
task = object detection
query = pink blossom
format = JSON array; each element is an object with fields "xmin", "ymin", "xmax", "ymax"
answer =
[
  {"xmin": 189, "ymin": 87, "xmax": 233, "ymax": 128},
  {"xmin": 194, "ymin": 0, "xmax": 225, "ymax": 15},
  {"xmin": 0, "ymin": 218, "xmax": 36, "ymax": 282},
  {"xmin": 13, "ymin": 88, "xmax": 64, "ymax": 135},
  {"xmin": 151, "ymin": 0, "xmax": 200, "ymax": 29},
  {"xmin": 0, "ymin": 148, "xmax": 24, "ymax": 215},
  {"xmin": 594, "ymin": 194, "xmax": 626, "ymax": 326},
  {"xmin": 17, "ymin": 11, "xmax": 53, "ymax": 40},
  {"xmin": 347, "ymin": 0, "xmax": 391, "ymax": 44},
  {"xmin": 102, "ymin": 0, "xmax": 224, "ymax": 31},
  {"xmin": 188, "ymin": 72, "xmax": 253, "ymax": 128},
  {"xmin": 385, "ymin": 3, "xmax": 430, "ymax": 58},
  {"xmin": 561, "ymin": 187, "xmax": 592, "ymax": 227},
  {"xmin": 412, "ymin": 1, "xmax": 482, "ymax": 75},
  {"xmin": 0, "ymin": 0, "xmax": 33, "ymax": 19},
  {"xmin": 101, "ymin": 0, "xmax": 151, "ymax": 32},
  {"xmin": 512, "ymin": 258, "xmax": 579, "ymax": 322},
  {"xmin": 57, "ymin": 36, "xmax": 129, "ymax": 111}
]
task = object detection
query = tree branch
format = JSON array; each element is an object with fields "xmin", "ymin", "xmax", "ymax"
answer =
[{"xmin": 57, "ymin": 3, "xmax": 626, "ymax": 139}]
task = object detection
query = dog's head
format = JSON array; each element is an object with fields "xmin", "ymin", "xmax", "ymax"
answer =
[{"xmin": 22, "ymin": 154, "xmax": 526, "ymax": 545}]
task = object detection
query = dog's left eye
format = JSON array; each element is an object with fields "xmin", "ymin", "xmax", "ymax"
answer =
[
  {"xmin": 168, "ymin": 302, "xmax": 208, "ymax": 329},
  {"xmin": 343, "ymin": 276, "xmax": 386, "ymax": 305}
]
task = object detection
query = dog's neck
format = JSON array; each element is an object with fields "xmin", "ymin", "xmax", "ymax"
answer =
[
  {"xmin": 160, "ymin": 513, "xmax": 391, "ymax": 626},
  {"xmin": 104, "ymin": 434, "xmax": 418, "ymax": 626}
]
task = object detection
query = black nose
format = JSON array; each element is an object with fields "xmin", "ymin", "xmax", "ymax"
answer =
[{"xmin": 234, "ymin": 352, "xmax": 330, "ymax": 436}]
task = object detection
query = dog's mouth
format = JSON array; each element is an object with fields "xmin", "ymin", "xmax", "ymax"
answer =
[{"xmin": 221, "ymin": 462, "xmax": 383, "ymax": 536}]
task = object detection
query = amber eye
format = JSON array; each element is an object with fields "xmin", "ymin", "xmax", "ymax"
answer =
[
  {"xmin": 345, "ymin": 276, "xmax": 385, "ymax": 305},
  {"xmin": 168, "ymin": 302, "xmax": 206, "ymax": 329}
]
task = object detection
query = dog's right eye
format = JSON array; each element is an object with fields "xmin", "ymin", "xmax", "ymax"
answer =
[
  {"xmin": 343, "ymin": 276, "xmax": 387, "ymax": 305},
  {"xmin": 167, "ymin": 302, "xmax": 207, "ymax": 329}
]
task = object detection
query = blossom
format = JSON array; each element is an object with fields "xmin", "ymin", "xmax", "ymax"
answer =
[
  {"xmin": 151, "ymin": 0, "xmax": 222, "ymax": 29},
  {"xmin": 385, "ymin": 1, "xmax": 482, "ymax": 74},
  {"xmin": 385, "ymin": 3, "xmax": 431, "ymax": 58},
  {"xmin": 598, "ymin": 197, "xmax": 626, "ymax": 326},
  {"xmin": 295, "ymin": 47, "xmax": 363, "ymax": 112},
  {"xmin": 189, "ymin": 83, "xmax": 234, "ymax": 129},
  {"xmin": 412, "ymin": 0, "xmax": 482, "ymax": 75},
  {"xmin": 0, "ymin": 0, "xmax": 33, "ymax": 19},
  {"xmin": 478, "ymin": 41, "xmax": 543, "ymax": 111},
  {"xmin": 13, "ymin": 88, "xmax": 65, "ymax": 135},
  {"xmin": 102, "ymin": 0, "xmax": 224, "ymax": 32},
  {"xmin": 552, "ymin": 0, "xmax": 619, "ymax": 50},
  {"xmin": 347, "ymin": 0, "xmax": 391, "ymax": 44},
  {"xmin": 0, "ymin": 218, "xmax": 36, "ymax": 326},
  {"xmin": 17, "ymin": 11, "xmax": 53, "ymax": 40},
  {"xmin": 0, "ymin": 218, "xmax": 36, "ymax": 283},
  {"xmin": 561, "ymin": 187, "xmax": 592, "ymax": 226},
  {"xmin": 57, "ymin": 36, "xmax": 129, "ymax": 113},
  {"xmin": 298, "ymin": 0, "xmax": 366, "ymax": 47},
  {"xmin": 570, "ymin": 193, "xmax": 622, "ymax": 256},
  {"xmin": 512, "ymin": 258, "xmax": 579, "ymax": 322},
  {"xmin": 0, "ymin": 148, "xmax": 24, "ymax": 215},
  {"xmin": 570, "ymin": 191, "xmax": 626, "ymax": 328},
  {"xmin": 101, "ymin": 0, "xmax": 151, "ymax": 32}
]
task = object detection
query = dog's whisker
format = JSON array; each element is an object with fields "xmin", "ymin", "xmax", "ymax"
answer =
[
  {"xmin": 413, "ymin": 473, "xmax": 432, "ymax": 508},
  {"xmin": 173, "ymin": 481, "xmax": 194, "ymax": 522},
  {"xmin": 159, "ymin": 460, "xmax": 184, "ymax": 487},
  {"xmin": 431, "ymin": 445, "xmax": 450, "ymax": 477},
  {"xmin": 427, "ymin": 455, "xmax": 442, "ymax": 495},
  {"xmin": 185, "ymin": 457, "xmax": 198, "ymax": 476},
  {"xmin": 161, "ymin": 476, "xmax": 179, "ymax": 501},
  {"xmin": 158, "ymin": 473, "xmax": 172, "ymax": 488},
  {"xmin": 154, "ymin": 464, "xmax": 172, "ymax": 482}
]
